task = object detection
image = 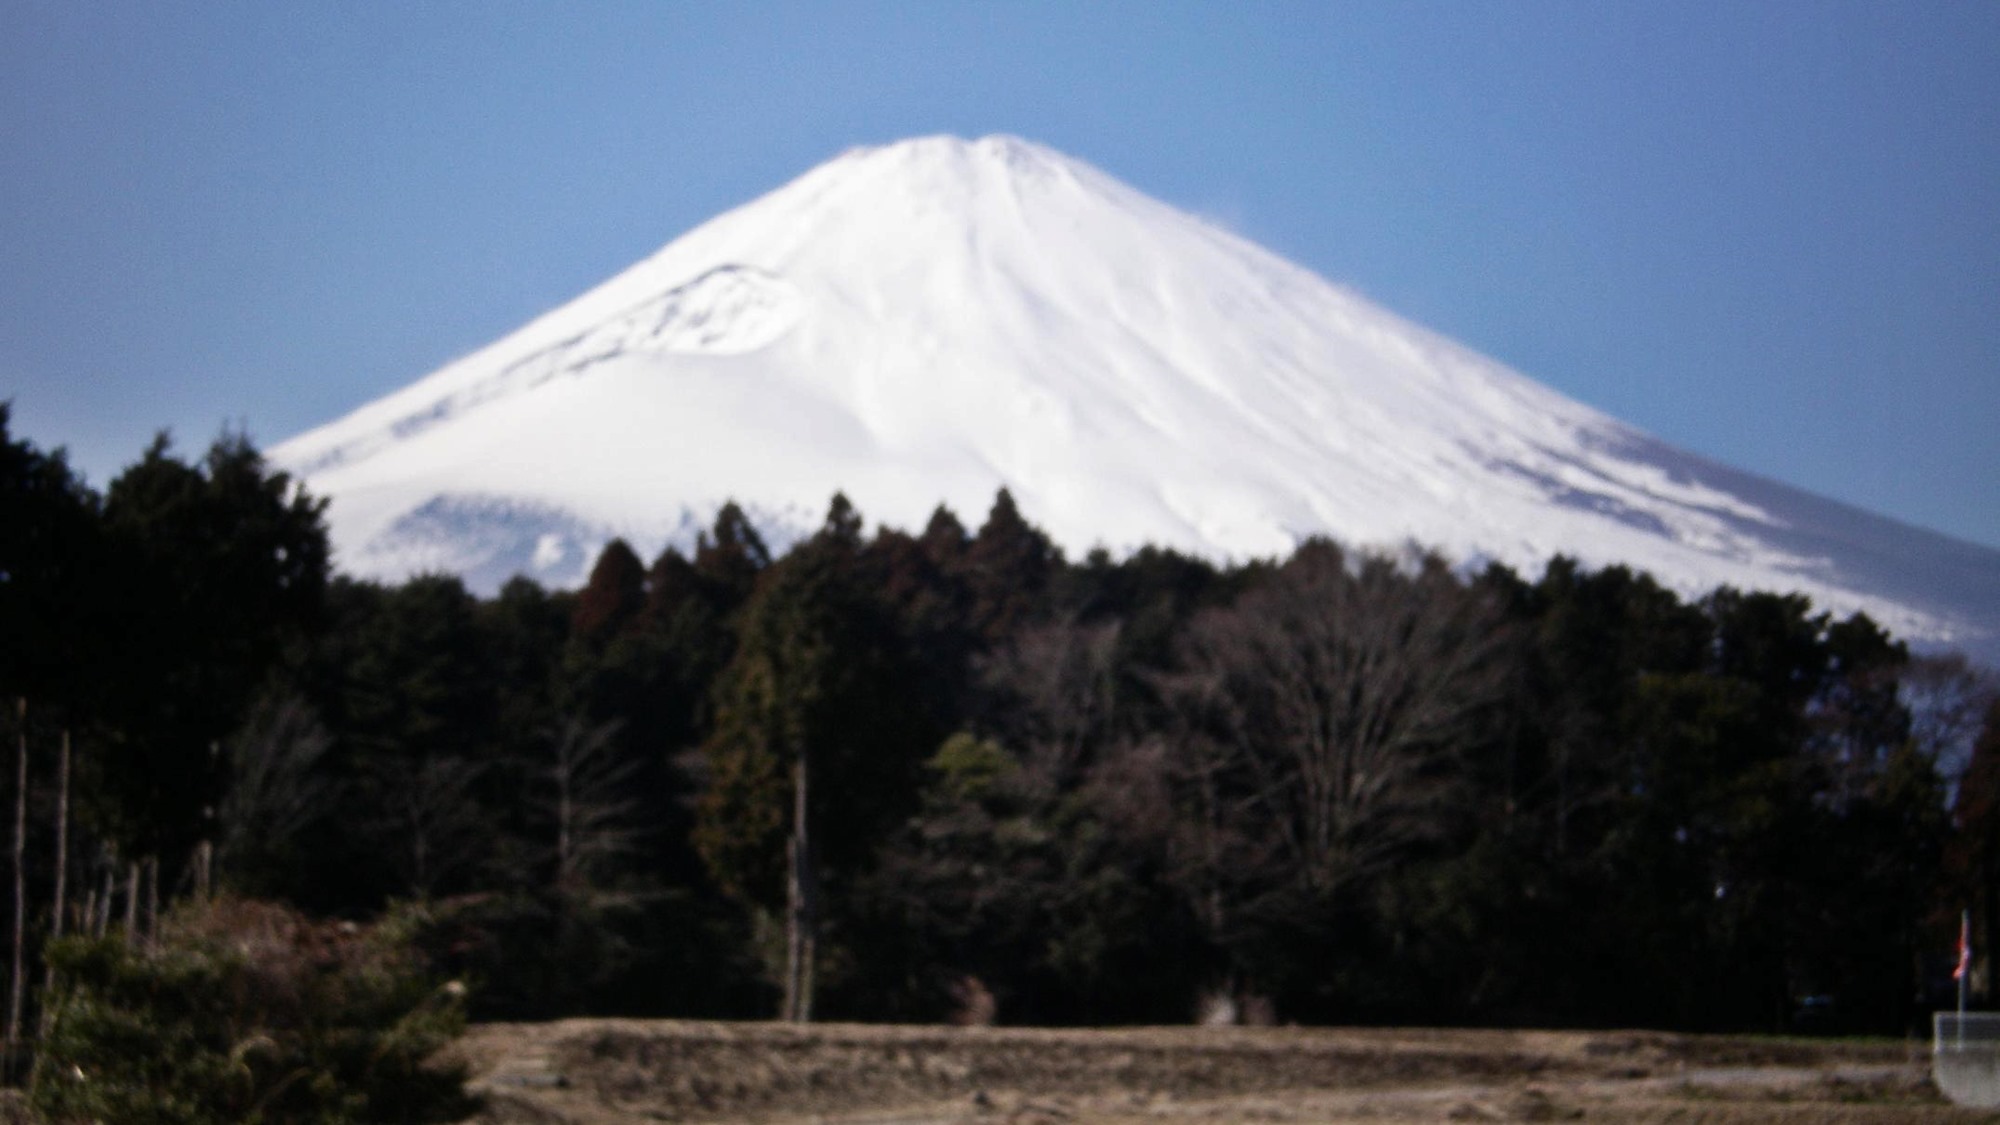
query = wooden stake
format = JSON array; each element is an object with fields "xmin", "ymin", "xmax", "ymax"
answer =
[
  {"xmin": 8, "ymin": 698, "xmax": 28, "ymax": 1055},
  {"xmin": 50, "ymin": 732, "xmax": 68, "ymax": 942}
]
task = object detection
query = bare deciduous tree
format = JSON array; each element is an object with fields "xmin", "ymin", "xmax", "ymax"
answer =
[
  {"xmin": 542, "ymin": 716, "xmax": 643, "ymax": 894},
  {"xmin": 218, "ymin": 692, "xmax": 334, "ymax": 885},
  {"xmin": 1906, "ymin": 653, "xmax": 2000, "ymax": 786},
  {"xmin": 977, "ymin": 617, "xmax": 1123, "ymax": 785},
  {"xmin": 1161, "ymin": 542, "xmax": 1511, "ymax": 932},
  {"xmin": 375, "ymin": 754, "xmax": 488, "ymax": 899}
]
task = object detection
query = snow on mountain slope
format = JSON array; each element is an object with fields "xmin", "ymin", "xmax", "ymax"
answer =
[{"xmin": 270, "ymin": 134, "xmax": 2000, "ymax": 659}]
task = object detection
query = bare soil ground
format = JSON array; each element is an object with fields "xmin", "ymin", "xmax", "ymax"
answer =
[{"xmin": 452, "ymin": 1020, "xmax": 1998, "ymax": 1124}]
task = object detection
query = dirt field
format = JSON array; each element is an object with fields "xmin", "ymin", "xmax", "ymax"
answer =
[{"xmin": 452, "ymin": 1019, "xmax": 1998, "ymax": 1124}]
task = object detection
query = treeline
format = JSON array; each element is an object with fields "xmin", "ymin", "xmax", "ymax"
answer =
[{"xmin": 5, "ymin": 404, "xmax": 1999, "ymax": 1035}]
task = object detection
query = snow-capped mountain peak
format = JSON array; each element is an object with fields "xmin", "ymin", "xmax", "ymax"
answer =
[{"xmin": 269, "ymin": 135, "xmax": 2000, "ymax": 659}]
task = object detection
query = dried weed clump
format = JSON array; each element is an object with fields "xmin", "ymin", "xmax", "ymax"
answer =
[{"xmin": 30, "ymin": 895, "xmax": 475, "ymax": 1125}]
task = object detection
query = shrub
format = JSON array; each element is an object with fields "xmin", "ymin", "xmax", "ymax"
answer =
[{"xmin": 30, "ymin": 897, "xmax": 475, "ymax": 1125}]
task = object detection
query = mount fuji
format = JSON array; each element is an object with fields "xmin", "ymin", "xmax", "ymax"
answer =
[{"xmin": 270, "ymin": 134, "xmax": 2000, "ymax": 660}]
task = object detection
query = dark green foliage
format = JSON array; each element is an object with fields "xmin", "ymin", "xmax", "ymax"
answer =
[
  {"xmin": 854, "ymin": 613, "xmax": 1204, "ymax": 1023},
  {"xmin": 0, "ymin": 407, "xmax": 1976, "ymax": 1037},
  {"xmin": 694, "ymin": 508, "xmax": 941, "ymax": 909},
  {"xmin": 693, "ymin": 501, "xmax": 771, "ymax": 606},
  {"xmin": 86, "ymin": 430, "xmax": 329, "ymax": 856},
  {"xmin": 858, "ymin": 524, "xmax": 979, "ymax": 730},
  {"xmin": 333, "ymin": 575, "xmax": 490, "ymax": 761},
  {"xmin": 31, "ymin": 898, "xmax": 473, "ymax": 1125},
  {"xmin": 963, "ymin": 488, "xmax": 1061, "ymax": 645},
  {"xmin": 0, "ymin": 404, "xmax": 107, "ymax": 709},
  {"xmin": 480, "ymin": 576, "xmax": 574, "ymax": 765},
  {"xmin": 320, "ymin": 576, "xmax": 504, "ymax": 902},
  {"xmin": 858, "ymin": 730, "xmax": 1200, "ymax": 1024}
]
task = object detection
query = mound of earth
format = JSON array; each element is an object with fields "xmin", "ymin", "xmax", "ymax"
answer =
[{"xmin": 451, "ymin": 1019, "xmax": 1977, "ymax": 1124}]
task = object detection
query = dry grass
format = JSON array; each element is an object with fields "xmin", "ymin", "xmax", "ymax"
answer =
[{"xmin": 449, "ymin": 1020, "xmax": 1993, "ymax": 1124}]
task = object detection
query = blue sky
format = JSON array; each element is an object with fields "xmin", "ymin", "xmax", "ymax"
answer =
[{"xmin": 4, "ymin": 1, "xmax": 1997, "ymax": 549}]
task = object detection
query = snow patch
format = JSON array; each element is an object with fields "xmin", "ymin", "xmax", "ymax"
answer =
[
  {"xmin": 531, "ymin": 533, "xmax": 568, "ymax": 572},
  {"xmin": 355, "ymin": 494, "xmax": 620, "ymax": 592}
]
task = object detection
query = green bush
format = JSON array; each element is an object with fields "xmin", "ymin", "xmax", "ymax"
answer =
[{"xmin": 30, "ymin": 898, "xmax": 475, "ymax": 1125}]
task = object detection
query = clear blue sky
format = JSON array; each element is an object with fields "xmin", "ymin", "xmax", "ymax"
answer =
[{"xmin": 4, "ymin": 1, "xmax": 1997, "ymax": 549}]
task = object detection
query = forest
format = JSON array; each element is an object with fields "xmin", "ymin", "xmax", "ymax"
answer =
[{"xmin": 5, "ymin": 403, "xmax": 2000, "ymax": 1042}]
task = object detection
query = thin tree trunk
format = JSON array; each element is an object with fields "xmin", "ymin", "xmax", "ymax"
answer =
[
  {"xmin": 555, "ymin": 737, "xmax": 573, "ymax": 890},
  {"xmin": 95, "ymin": 867, "xmax": 111, "ymax": 938},
  {"xmin": 50, "ymin": 732, "xmax": 68, "ymax": 942},
  {"xmin": 40, "ymin": 730, "xmax": 70, "ymax": 1041},
  {"xmin": 145, "ymin": 857, "xmax": 159, "ymax": 950},
  {"xmin": 784, "ymin": 744, "xmax": 817, "ymax": 1023},
  {"xmin": 123, "ymin": 862, "xmax": 139, "ymax": 940},
  {"xmin": 8, "ymin": 699, "xmax": 28, "ymax": 1059},
  {"xmin": 783, "ymin": 832, "xmax": 800, "ymax": 1023},
  {"xmin": 200, "ymin": 740, "xmax": 220, "ymax": 899}
]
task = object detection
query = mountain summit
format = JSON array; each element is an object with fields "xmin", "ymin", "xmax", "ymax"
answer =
[{"xmin": 271, "ymin": 134, "xmax": 2000, "ymax": 657}]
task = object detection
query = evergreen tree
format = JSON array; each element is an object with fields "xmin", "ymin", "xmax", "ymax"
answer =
[
  {"xmin": 572, "ymin": 538, "xmax": 647, "ymax": 643},
  {"xmin": 480, "ymin": 575, "xmax": 573, "ymax": 765},
  {"xmin": 95, "ymin": 431, "xmax": 329, "ymax": 857},
  {"xmin": 693, "ymin": 501, "xmax": 771, "ymax": 607},
  {"xmin": 636, "ymin": 546, "xmax": 737, "ymax": 772},
  {"xmin": 963, "ymin": 488, "xmax": 1060, "ymax": 645},
  {"xmin": 0, "ymin": 404, "xmax": 106, "ymax": 710},
  {"xmin": 326, "ymin": 575, "xmax": 502, "ymax": 907},
  {"xmin": 693, "ymin": 498, "xmax": 941, "ymax": 1019},
  {"xmin": 919, "ymin": 503, "xmax": 969, "ymax": 571}
]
